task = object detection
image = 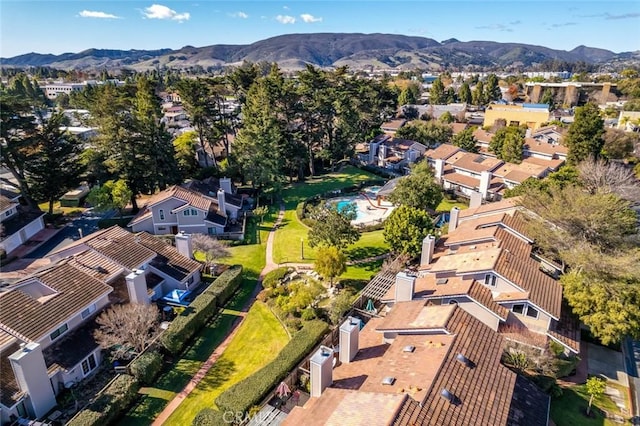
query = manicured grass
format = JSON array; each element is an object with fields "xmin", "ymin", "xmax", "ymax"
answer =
[
  {"xmin": 274, "ymin": 166, "xmax": 386, "ymax": 264},
  {"xmin": 436, "ymin": 198, "xmax": 468, "ymax": 212},
  {"xmin": 163, "ymin": 302, "xmax": 289, "ymax": 425},
  {"xmin": 38, "ymin": 201, "xmax": 86, "ymax": 215},
  {"xmin": 120, "ymin": 281, "xmax": 256, "ymax": 426},
  {"xmin": 341, "ymin": 259, "xmax": 384, "ymax": 282},
  {"xmin": 551, "ymin": 382, "xmax": 629, "ymax": 426}
]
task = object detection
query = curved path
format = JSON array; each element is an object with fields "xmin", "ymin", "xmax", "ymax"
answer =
[{"xmin": 152, "ymin": 203, "xmax": 286, "ymax": 425}]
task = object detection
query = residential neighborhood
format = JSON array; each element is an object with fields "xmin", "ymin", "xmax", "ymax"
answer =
[{"xmin": 1, "ymin": 6, "xmax": 640, "ymax": 426}]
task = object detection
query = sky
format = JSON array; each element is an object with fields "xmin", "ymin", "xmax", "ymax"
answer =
[{"xmin": 1, "ymin": 1, "xmax": 639, "ymax": 58}]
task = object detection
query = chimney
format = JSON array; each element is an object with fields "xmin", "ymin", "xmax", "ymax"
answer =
[
  {"xmin": 217, "ymin": 188, "xmax": 227, "ymax": 217},
  {"xmin": 369, "ymin": 141, "xmax": 379, "ymax": 164},
  {"xmin": 219, "ymin": 177, "xmax": 233, "ymax": 194},
  {"xmin": 9, "ymin": 343, "xmax": 56, "ymax": 418},
  {"xmin": 420, "ymin": 235, "xmax": 436, "ymax": 266},
  {"xmin": 434, "ymin": 158, "xmax": 445, "ymax": 180},
  {"xmin": 449, "ymin": 207, "xmax": 460, "ymax": 232},
  {"xmin": 479, "ymin": 170, "xmax": 492, "ymax": 199},
  {"xmin": 339, "ymin": 316, "xmax": 361, "ymax": 364},
  {"xmin": 310, "ymin": 345, "xmax": 333, "ymax": 397},
  {"xmin": 469, "ymin": 191, "xmax": 483, "ymax": 209},
  {"xmin": 395, "ymin": 271, "xmax": 416, "ymax": 302},
  {"xmin": 378, "ymin": 144, "xmax": 388, "ymax": 166},
  {"xmin": 126, "ymin": 269, "xmax": 150, "ymax": 305},
  {"xmin": 408, "ymin": 149, "xmax": 418, "ymax": 163},
  {"xmin": 175, "ymin": 231, "xmax": 193, "ymax": 259}
]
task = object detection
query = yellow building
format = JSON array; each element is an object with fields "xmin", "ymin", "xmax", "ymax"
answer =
[{"xmin": 483, "ymin": 103, "xmax": 550, "ymax": 130}]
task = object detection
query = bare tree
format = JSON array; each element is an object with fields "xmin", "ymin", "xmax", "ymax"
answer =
[
  {"xmin": 94, "ymin": 303, "xmax": 159, "ymax": 360},
  {"xmin": 578, "ymin": 158, "xmax": 640, "ymax": 202},
  {"xmin": 192, "ymin": 233, "xmax": 230, "ymax": 273},
  {"xmin": 380, "ymin": 253, "xmax": 410, "ymax": 274}
]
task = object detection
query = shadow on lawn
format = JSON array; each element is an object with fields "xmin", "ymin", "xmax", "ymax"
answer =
[
  {"xmin": 197, "ymin": 357, "xmax": 236, "ymax": 392},
  {"xmin": 345, "ymin": 246, "xmax": 387, "ymax": 261}
]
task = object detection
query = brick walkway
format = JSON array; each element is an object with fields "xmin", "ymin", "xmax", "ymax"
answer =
[{"xmin": 152, "ymin": 203, "xmax": 286, "ymax": 425}]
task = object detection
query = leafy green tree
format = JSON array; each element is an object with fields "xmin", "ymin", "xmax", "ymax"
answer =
[
  {"xmin": 472, "ymin": 81, "xmax": 486, "ymax": 105},
  {"xmin": 0, "ymin": 87, "xmax": 41, "ymax": 208},
  {"xmin": 383, "ymin": 205, "xmax": 434, "ymax": 257},
  {"xmin": 328, "ymin": 289, "xmax": 356, "ymax": 325},
  {"xmin": 87, "ymin": 179, "xmax": 132, "ymax": 218},
  {"xmin": 25, "ymin": 112, "xmax": 85, "ymax": 214},
  {"xmin": 484, "ymin": 74, "xmax": 501, "ymax": 102},
  {"xmin": 314, "ymin": 246, "xmax": 347, "ymax": 286},
  {"xmin": 398, "ymin": 87, "xmax": 417, "ymax": 106},
  {"xmin": 308, "ymin": 203, "xmax": 360, "ymax": 249},
  {"xmin": 439, "ymin": 111, "xmax": 454, "ymax": 124},
  {"xmin": 458, "ymin": 82, "xmax": 472, "ymax": 104},
  {"xmin": 503, "ymin": 166, "xmax": 579, "ymax": 198},
  {"xmin": 252, "ymin": 205, "xmax": 269, "ymax": 224},
  {"xmin": 490, "ymin": 126, "xmax": 525, "ymax": 163},
  {"xmin": 173, "ymin": 131, "xmax": 199, "ymax": 179},
  {"xmin": 565, "ymin": 103, "xmax": 605, "ymax": 164},
  {"xmin": 585, "ymin": 376, "xmax": 607, "ymax": 416},
  {"xmin": 451, "ymin": 128, "xmax": 478, "ymax": 153},
  {"xmin": 395, "ymin": 120, "xmax": 453, "ymax": 147},
  {"xmin": 429, "ymin": 78, "xmax": 446, "ymax": 105},
  {"xmin": 388, "ymin": 163, "xmax": 443, "ymax": 211},
  {"xmin": 445, "ymin": 87, "xmax": 456, "ymax": 104}
]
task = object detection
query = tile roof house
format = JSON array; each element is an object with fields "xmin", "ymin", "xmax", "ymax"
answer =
[
  {"xmin": 128, "ymin": 177, "xmax": 243, "ymax": 236},
  {"xmin": 283, "ymin": 304, "xmax": 550, "ymax": 426},
  {"xmin": 364, "ymin": 135, "xmax": 427, "ymax": 173},
  {"xmin": 0, "ymin": 190, "xmax": 46, "ymax": 257},
  {"xmin": 0, "ymin": 226, "xmax": 201, "ymax": 424}
]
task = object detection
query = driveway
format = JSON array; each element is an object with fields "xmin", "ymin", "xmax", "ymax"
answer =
[{"xmin": 26, "ymin": 209, "xmax": 115, "ymax": 258}]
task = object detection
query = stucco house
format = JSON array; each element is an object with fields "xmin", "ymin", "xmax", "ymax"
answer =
[
  {"xmin": 128, "ymin": 178, "xmax": 243, "ymax": 236},
  {"xmin": 0, "ymin": 190, "xmax": 45, "ymax": 257},
  {"xmin": 0, "ymin": 226, "xmax": 201, "ymax": 424}
]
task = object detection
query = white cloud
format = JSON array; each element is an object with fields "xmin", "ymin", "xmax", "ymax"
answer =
[
  {"xmin": 276, "ymin": 14, "xmax": 296, "ymax": 24},
  {"xmin": 79, "ymin": 10, "xmax": 121, "ymax": 19},
  {"xmin": 283, "ymin": 6, "xmax": 290, "ymax": 10},
  {"xmin": 230, "ymin": 11, "xmax": 248, "ymax": 19},
  {"xmin": 143, "ymin": 4, "xmax": 190, "ymax": 22},
  {"xmin": 300, "ymin": 13, "xmax": 322, "ymax": 23}
]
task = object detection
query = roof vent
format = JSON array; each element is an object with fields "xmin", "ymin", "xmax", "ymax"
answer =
[
  {"xmin": 436, "ymin": 278, "xmax": 448, "ymax": 285},
  {"xmin": 456, "ymin": 353, "xmax": 475, "ymax": 368},
  {"xmin": 382, "ymin": 376, "xmax": 396, "ymax": 386},
  {"xmin": 440, "ymin": 388, "xmax": 460, "ymax": 405},
  {"xmin": 403, "ymin": 345, "xmax": 416, "ymax": 353}
]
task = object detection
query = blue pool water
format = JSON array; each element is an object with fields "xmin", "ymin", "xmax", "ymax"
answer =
[{"xmin": 335, "ymin": 199, "xmax": 365, "ymax": 220}]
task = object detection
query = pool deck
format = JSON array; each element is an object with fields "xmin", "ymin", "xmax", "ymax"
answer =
[{"xmin": 330, "ymin": 191, "xmax": 394, "ymax": 226}]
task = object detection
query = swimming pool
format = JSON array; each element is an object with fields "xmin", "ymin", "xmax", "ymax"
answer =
[
  {"xmin": 336, "ymin": 200, "xmax": 365, "ymax": 220},
  {"xmin": 330, "ymin": 186, "xmax": 394, "ymax": 225}
]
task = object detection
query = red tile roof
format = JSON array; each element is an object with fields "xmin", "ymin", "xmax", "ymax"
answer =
[{"xmin": 425, "ymin": 144, "xmax": 462, "ymax": 161}]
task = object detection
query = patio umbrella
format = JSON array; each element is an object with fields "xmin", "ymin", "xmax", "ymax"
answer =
[
  {"xmin": 365, "ymin": 299, "xmax": 376, "ymax": 313},
  {"xmin": 276, "ymin": 381, "xmax": 291, "ymax": 398}
]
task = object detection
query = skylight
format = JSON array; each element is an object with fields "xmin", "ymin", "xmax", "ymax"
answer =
[
  {"xmin": 382, "ymin": 376, "xmax": 396, "ymax": 385},
  {"xmin": 403, "ymin": 345, "xmax": 416, "ymax": 353}
]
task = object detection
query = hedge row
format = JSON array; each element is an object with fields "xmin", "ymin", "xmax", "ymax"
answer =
[
  {"xmin": 129, "ymin": 350, "xmax": 163, "ymax": 385},
  {"xmin": 214, "ymin": 320, "xmax": 329, "ymax": 415},
  {"xmin": 262, "ymin": 267, "xmax": 289, "ymax": 289},
  {"xmin": 68, "ymin": 374, "xmax": 139, "ymax": 426},
  {"xmin": 160, "ymin": 265, "xmax": 243, "ymax": 355},
  {"xmin": 192, "ymin": 408, "xmax": 227, "ymax": 426}
]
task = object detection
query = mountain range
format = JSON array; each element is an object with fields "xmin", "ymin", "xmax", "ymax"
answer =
[{"xmin": 1, "ymin": 33, "xmax": 636, "ymax": 71}]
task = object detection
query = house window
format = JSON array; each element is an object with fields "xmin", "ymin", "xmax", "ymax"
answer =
[
  {"xmin": 183, "ymin": 210, "xmax": 190, "ymax": 216},
  {"xmin": 159, "ymin": 209, "xmax": 165, "ymax": 220},
  {"xmin": 484, "ymin": 274, "xmax": 497, "ymax": 287},
  {"xmin": 526, "ymin": 306, "xmax": 539, "ymax": 319},
  {"xmin": 5, "ymin": 209, "xmax": 12, "ymax": 217},
  {"xmin": 50, "ymin": 323, "xmax": 68, "ymax": 341},
  {"xmin": 81, "ymin": 304, "xmax": 97, "ymax": 319},
  {"xmin": 190, "ymin": 209, "xmax": 198, "ymax": 216},
  {"xmin": 512, "ymin": 304, "xmax": 525, "ymax": 315},
  {"xmin": 208, "ymin": 227, "xmax": 217, "ymax": 235},
  {"xmin": 81, "ymin": 353, "xmax": 97, "ymax": 376}
]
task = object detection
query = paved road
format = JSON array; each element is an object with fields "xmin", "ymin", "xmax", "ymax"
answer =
[
  {"xmin": 26, "ymin": 209, "xmax": 115, "ymax": 258},
  {"xmin": 622, "ymin": 337, "xmax": 640, "ymax": 424}
]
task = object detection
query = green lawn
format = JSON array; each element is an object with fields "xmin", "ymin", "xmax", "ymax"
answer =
[
  {"xmin": 121, "ymin": 211, "xmax": 277, "ymax": 425},
  {"xmin": 274, "ymin": 166, "xmax": 386, "ymax": 264},
  {"xmin": 435, "ymin": 198, "xmax": 468, "ymax": 212},
  {"xmin": 120, "ymin": 280, "xmax": 256, "ymax": 426},
  {"xmin": 163, "ymin": 302, "xmax": 289, "ymax": 425},
  {"xmin": 551, "ymin": 382, "xmax": 629, "ymax": 426}
]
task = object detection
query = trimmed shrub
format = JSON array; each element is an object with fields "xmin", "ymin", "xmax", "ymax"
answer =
[
  {"xmin": 129, "ymin": 350, "xmax": 163, "ymax": 385},
  {"xmin": 262, "ymin": 267, "xmax": 289, "ymax": 289},
  {"xmin": 160, "ymin": 266, "xmax": 243, "ymax": 355},
  {"xmin": 215, "ymin": 320, "xmax": 329, "ymax": 415},
  {"xmin": 295, "ymin": 201, "xmax": 306, "ymax": 221},
  {"xmin": 192, "ymin": 408, "xmax": 227, "ymax": 426},
  {"xmin": 68, "ymin": 374, "xmax": 139, "ymax": 426}
]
